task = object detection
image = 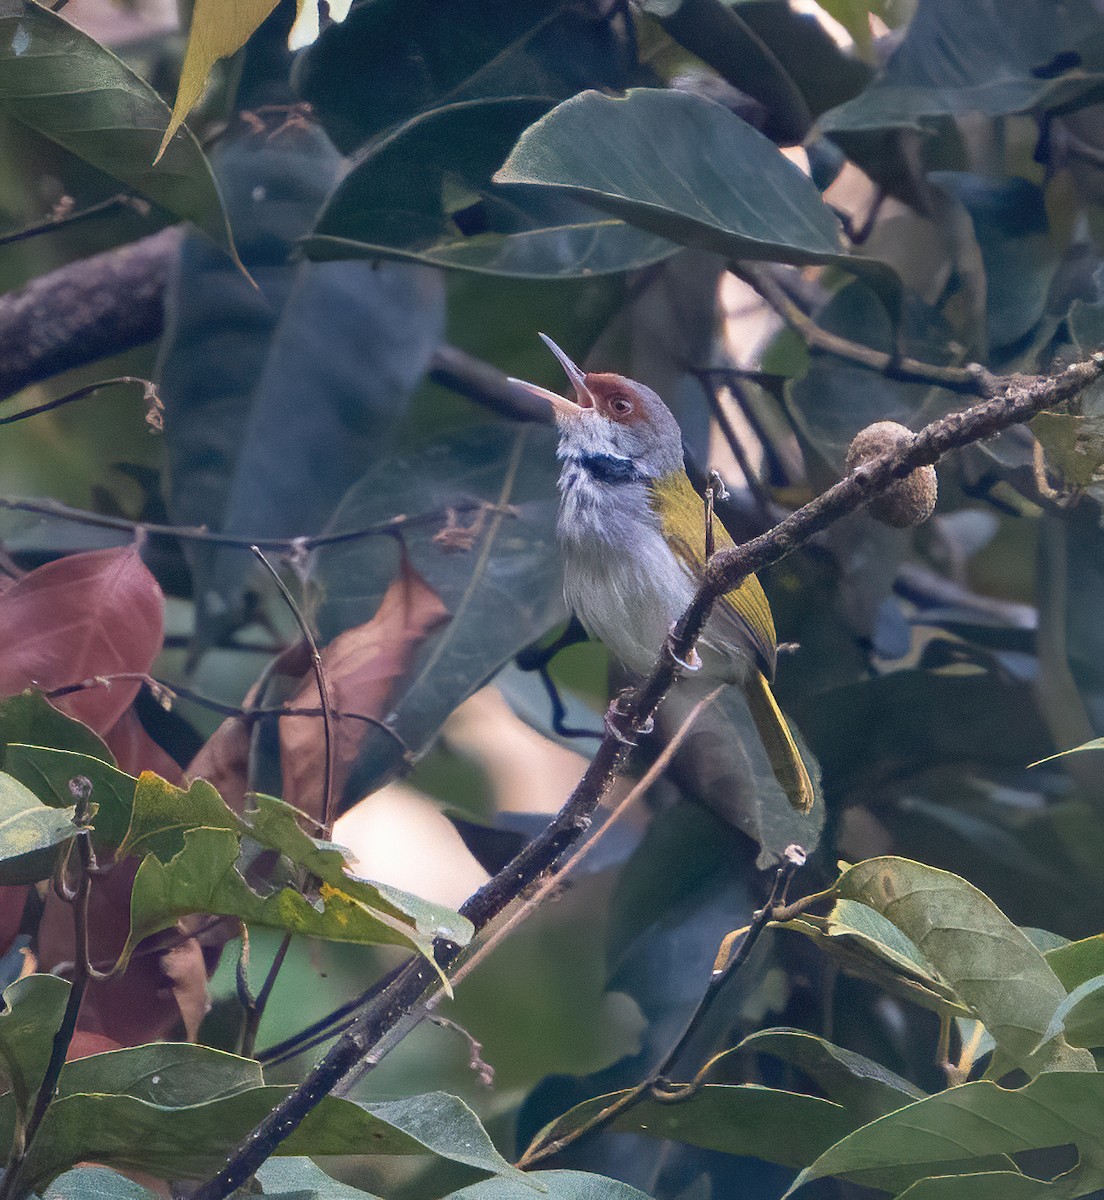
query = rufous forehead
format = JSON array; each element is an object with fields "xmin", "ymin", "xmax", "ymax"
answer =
[{"xmin": 583, "ymin": 372, "xmax": 646, "ymax": 423}]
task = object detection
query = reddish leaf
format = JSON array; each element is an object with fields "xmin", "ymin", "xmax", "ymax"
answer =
[
  {"xmin": 0, "ymin": 885, "xmax": 28, "ymax": 958},
  {"xmin": 36, "ymin": 860, "xmax": 231, "ymax": 1047},
  {"xmin": 185, "ymin": 714, "xmax": 252, "ymax": 812},
  {"xmin": 0, "ymin": 546, "xmax": 164, "ymax": 734},
  {"xmin": 280, "ymin": 555, "xmax": 450, "ymax": 817}
]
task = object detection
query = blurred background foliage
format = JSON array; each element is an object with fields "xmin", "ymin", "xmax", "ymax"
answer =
[{"xmin": 3, "ymin": 0, "xmax": 1104, "ymax": 1197}]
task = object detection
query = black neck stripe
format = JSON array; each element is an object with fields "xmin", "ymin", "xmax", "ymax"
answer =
[{"xmin": 570, "ymin": 453, "xmax": 643, "ymax": 485}]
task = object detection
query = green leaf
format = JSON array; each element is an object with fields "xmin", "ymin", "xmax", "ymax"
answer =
[
  {"xmin": 0, "ymin": 974, "xmax": 70, "ymax": 1127},
  {"xmin": 737, "ymin": 1028, "xmax": 925, "ymax": 1122},
  {"xmin": 836, "ymin": 858, "xmax": 1096, "ymax": 1075},
  {"xmin": 446, "ymin": 1172, "xmax": 652, "ymax": 1199},
  {"xmin": 818, "ymin": 0, "xmax": 1104, "ymax": 134},
  {"xmin": 494, "ymin": 89, "xmax": 900, "ymax": 306},
  {"xmin": 296, "ymin": 0, "xmax": 627, "ymax": 156},
  {"xmin": 117, "ymin": 776, "xmax": 472, "ymax": 967},
  {"xmin": 43, "ymin": 1167, "xmax": 160, "ymax": 1200},
  {"xmin": 786, "ymin": 1072, "xmax": 1104, "ymax": 1197},
  {"xmin": 532, "ymin": 1085, "xmax": 855, "ymax": 1170},
  {"xmin": 257, "ymin": 1158, "xmax": 385, "ymax": 1200},
  {"xmin": 307, "ymin": 97, "xmax": 679, "ymax": 278},
  {"xmin": 1046, "ymin": 935, "xmax": 1104, "ymax": 992},
  {"xmin": 779, "ymin": 899, "xmax": 970, "ymax": 1019},
  {"xmin": 1031, "ymin": 413, "xmax": 1104, "ymax": 491},
  {"xmin": 496, "ymin": 88, "xmax": 838, "ymax": 262},
  {"xmin": 56, "ymin": 1043, "xmax": 262, "ymax": 1106},
  {"xmin": 3, "ymin": 747, "xmax": 136, "ymax": 850},
  {"xmin": 0, "ymin": 0, "xmax": 237, "ymax": 260},
  {"xmin": 313, "ymin": 424, "xmax": 565, "ymax": 795},
  {"xmin": 1041, "ymin": 974, "xmax": 1104, "ymax": 1049},
  {"xmin": 0, "ymin": 770, "xmax": 76, "ymax": 884},
  {"xmin": 11, "ymin": 1084, "xmax": 523, "ymax": 1190},
  {"xmin": 0, "ymin": 692, "xmax": 112, "ymax": 764}
]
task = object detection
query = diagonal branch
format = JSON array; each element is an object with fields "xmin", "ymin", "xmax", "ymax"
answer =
[{"xmin": 191, "ymin": 351, "xmax": 1104, "ymax": 1200}]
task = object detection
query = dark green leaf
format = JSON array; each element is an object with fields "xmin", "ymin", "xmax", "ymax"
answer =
[
  {"xmin": 3, "ymin": 746, "xmax": 135, "ymax": 849},
  {"xmin": 818, "ymin": 0, "xmax": 1104, "ymax": 134},
  {"xmin": 0, "ymin": 974, "xmax": 70, "ymax": 1125},
  {"xmin": 532, "ymin": 1084, "xmax": 854, "ymax": 1170},
  {"xmin": 313, "ymin": 424, "xmax": 565, "ymax": 796},
  {"xmin": 737, "ymin": 1028, "xmax": 925, "ymax": 1122},
  {"xmin": 56, "ymin": 1042, "xmax": 262, "ymax": 1106},
  {"xmin": 496, "ymin": 89, "xmax": 840, "ymax": 263},
  {"xmin": 0, "ymin": 770, "xmax": 76, "ymax": 884},
  {"xmin": 296, "ymin": 0, "xmax": 628, "ymax": 155},
  {"xmin": 158, "ymin": 125, "xmax": 445, "ymax": 644},
  {"xmin": 494, "ymin": 89, "xmax": 900, "ymax": 307},
  {"xmin": 306, "ymin": 97, "xmax": 679, "ymax": 278},
  {"xmin": 11, "ymin": 1085, "xmax": 522, "ymax": 1190},
  {"xmin": 0, "ymin": 692, "xmax": 112, "ymax": 765},
  {"xmin": 787, "ymin": 1072, "xmax": 1104, "ymax": 1197},
  {"xmin": 446, "ymin": 1172, "xmax": 655, "ymax": 1200},
  {"xmin": 932, "ymin": 173, "xmax": 1059, "ymax": 353},
  {"xmin": 836, "ymin": 858, "xmax": 1096, "ymax": 1075},
  {"xmin": 0, "ymin": 0, "xmax": 236, "ymax": 258}
]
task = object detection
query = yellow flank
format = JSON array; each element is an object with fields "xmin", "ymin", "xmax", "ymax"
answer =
[{"xmin": 649, "ymin": 470, "xmax": 777, "ymax": 672}]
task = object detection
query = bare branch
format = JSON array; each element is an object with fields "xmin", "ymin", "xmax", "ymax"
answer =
[{"xmin": 0, "ymin": 228, "xmax": 179, "ymax": 402}]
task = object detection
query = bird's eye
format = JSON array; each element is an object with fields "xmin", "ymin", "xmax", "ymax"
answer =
[{"xmin": 610, "ymin": 395, "xmax": 634, "ymax": 415}]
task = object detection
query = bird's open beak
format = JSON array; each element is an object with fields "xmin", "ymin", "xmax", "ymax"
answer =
[{"xmin": 508, "ymin": 333, "xmax": 594, "ymax": 418}]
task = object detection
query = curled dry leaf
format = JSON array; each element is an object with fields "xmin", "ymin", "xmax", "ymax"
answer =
[
  {"xmin": 0, "ymin": 545, "xmax": 164, "ymax": 735},
  {"xmin": 280, "ymin": 554, "xmax": 451, "ymax": 818},
  {"xmin": 37, "ymin": 858, "xmax": 232, "ymax": 1048}
]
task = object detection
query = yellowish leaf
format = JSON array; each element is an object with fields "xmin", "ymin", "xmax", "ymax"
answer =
[{"xmin": 158, "ymin": 0, "xmax": 311, "ymax": 161}]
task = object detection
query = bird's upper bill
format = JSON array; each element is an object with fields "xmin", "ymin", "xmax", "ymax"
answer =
[{"xmin": 509, "ymin": 333, "xmax": 593, "ymax": 419}]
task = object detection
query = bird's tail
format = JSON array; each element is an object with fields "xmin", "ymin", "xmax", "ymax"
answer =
[{"xmin": 744, "ymin": 670, "xmax": 815, "ymax": 814}]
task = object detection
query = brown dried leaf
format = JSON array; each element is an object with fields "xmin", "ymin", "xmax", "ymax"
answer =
[
  {"xmin": 104, "ymin": 708, "xmax": 184, "ymax": 783},
  {"xmin": 185, "ymin": 714, "xmax": 252, "ymax": 813},
  {"xmin": 0, "ymin": 546, "xmax": 164, "ymax": 735},
  {"xmin": 280, "ymin": 555, "xmax": 450, "ymax": 817}
]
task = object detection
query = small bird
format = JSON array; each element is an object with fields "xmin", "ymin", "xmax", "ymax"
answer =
[{"xmin": 514, "ymin": 334, "xmax": 814, "ymax": 814}]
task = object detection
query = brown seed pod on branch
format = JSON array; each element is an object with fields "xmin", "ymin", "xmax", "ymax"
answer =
[{"xmin": 845, "ymin": 421, "xmax": 938, "ymax": 528}]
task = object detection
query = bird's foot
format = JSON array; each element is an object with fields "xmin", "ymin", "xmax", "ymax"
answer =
[
  {"xmin": 666, "ymin": 626, "xmax": 702, "ymax": 673},
  {"xmin": 604, "ymin": 691, "xmax": 653, "ymax": 745}
]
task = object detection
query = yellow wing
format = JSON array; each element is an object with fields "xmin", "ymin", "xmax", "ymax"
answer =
[{"xmin": 648, "ymin": 471, "xmax": 777, "ymax": 677}]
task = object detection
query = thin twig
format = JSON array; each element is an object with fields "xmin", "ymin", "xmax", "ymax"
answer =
[
  {"xmin": 0, "ymin": 194, "xmax": 148, "ymax": 250},
  {"xmin": 736, "ymin": 263, "xmax": 995, "ymax": 396},
  {"xmin": 4, "ymin": 778, "xmax": 100, "ymax": 1200},
  {"xmin": 0, "ymin": 496, "xmax": 506, "ymax": 551},
  {"xmin": 0, "ymin": 377, "xmax": 159, "ymax": 427},
  {"xmin": 240, "ymin": 933, "xmax": 294, "ymax": 1059},
  {"xmin": 516, "ymin": 847, "xmax": 804, "ymax": 1169},
  {"xmin": 250, "ymin": 547, "xmax": 336, "ymax": 832},
  {"xmin": 190, "ymin": 353, "xmax": 1104, "ymax": 1200}
]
